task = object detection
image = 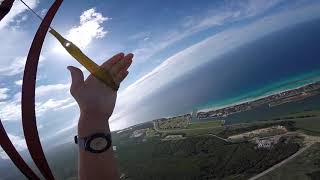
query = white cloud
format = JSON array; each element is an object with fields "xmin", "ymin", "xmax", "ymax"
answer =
[
  {"xmin": 0, "ymin": 96, "xmax": 21, "ymax": 122},
  {"xmin": 65, "ymin": 8, "xmax": 109, "ymax": 49},
  {"xmin": 54, "ymin": 101, "xmax": 77, "ymax": 111},
  {"xmin": 187, "ymin": 0, "xmax": 286, "ymax": 33},
  {"xmin": 0, "ymin": 88, "xmax": 9, "ymax": 100},
  {"xmin": 0, "ymin": 0, "xmax": 38, "ymax": 30},
  {"xmin": 0, "ymin": 82, "xmax": 77, "ymax": 152},
  {"xmin": 15, "ymin": 80, "xmax": 23, "ymax": 86},
  {"xmin": 0, "ymin": 0, "xmax": 46, "ymax": 77},
  {"xmin": 35, "ymin": 83, "xmax": 70, "ymax": 97},
  {"xmin": 36, "ymin": 98, "xmax": 73, "ymax": 116},
  {"xmin": 12, "ymin": 14, "xmax": 28, "ymax": 29},
  {"xmin": 0, "ymin": 134, "xmax": 27, "ymax": 160},
  {"xmin": 0, "ymin": 83, "xmax": 73, "ymax": 122},
  {"xmin": 35, "ymin": 83, "xmax": 75, "ymax": 116},
  {"xmin": 39, "ymin": 8, "xmax": 47, "ymax": 16},
  {"xmin": 0, "ymin": 56, "xmax": 26, "ymax": 76},
  {"xmin": 0, "ymin": 28, "xmax": 31, "ymax": 78},
  {"xmin": 0, "ymin": 54, "xmax": 45, "ymax": 76},
  {"xmin": 132, "ymin": 0, "xmax": 285, "ymax": 62},
  {"xmin": 110, "ymin": 2, "xmax": 320, "ymax": 129},
  {"xmin": 129, "ymin": 31, "xmax": 151, "ymax": 41}
]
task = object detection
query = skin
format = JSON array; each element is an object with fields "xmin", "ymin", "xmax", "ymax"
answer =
[{"xmin": 67, "ymin": 52, "xmax": 133, "ymax": 180}]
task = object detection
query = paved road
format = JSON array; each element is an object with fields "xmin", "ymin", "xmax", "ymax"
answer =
[{"xmin": 205, "ymin": 134, "xmax": 230, "ymax": 143}]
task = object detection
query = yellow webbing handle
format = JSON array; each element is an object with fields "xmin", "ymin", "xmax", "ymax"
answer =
[{"xmin": 49, "ymin": 29, "xmax": 118, "ymax": 90}]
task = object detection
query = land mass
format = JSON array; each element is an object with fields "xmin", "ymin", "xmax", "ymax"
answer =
[
  {"xmin": 113, "ymin": 81, "xmax": 320, "ymax": 180},
  {"xmin": 197, "ymin": 81, "xmax": 320, "ymax": 120},
  {"xmin": 3, "ymin": 81, "xmax": 320, "ymax": 180}
]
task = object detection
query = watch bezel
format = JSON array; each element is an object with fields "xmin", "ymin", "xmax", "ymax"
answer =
[{"xmin": 85, "ymin": 133, "xmax": 112, "ymax": 153}]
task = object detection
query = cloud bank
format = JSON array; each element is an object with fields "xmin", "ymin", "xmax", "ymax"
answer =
[{"xmin": 110, "ymin": 2, "xmax": 320, "ymax": 130}]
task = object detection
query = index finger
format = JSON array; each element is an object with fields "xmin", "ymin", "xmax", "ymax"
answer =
[{"xmin": 100, "ymin": 52, "xmax": 125, "ymax": 70}]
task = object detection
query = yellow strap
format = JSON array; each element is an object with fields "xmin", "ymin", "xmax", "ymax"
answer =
[{"xmin": 49, "ymin": 29, "xmax": 118, "ymax": 90}]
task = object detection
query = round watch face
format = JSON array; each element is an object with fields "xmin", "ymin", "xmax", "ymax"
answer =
[
  {"xmin": 89, "ymin": 137, "xmax": 108, "ymax": 151},
  {"xmin": 85, "ymin": 133, "xmax": 112, "ymax": 153}
]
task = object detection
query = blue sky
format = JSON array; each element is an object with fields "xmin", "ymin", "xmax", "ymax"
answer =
[{"xmin": 0, "ymin": 0, "xmax": 320, "ymax": 160}]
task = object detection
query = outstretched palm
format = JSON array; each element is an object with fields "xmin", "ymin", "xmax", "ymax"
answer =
[{"xmin": 67, "ymin": 53, "xmax": 133, "ymax": 132}]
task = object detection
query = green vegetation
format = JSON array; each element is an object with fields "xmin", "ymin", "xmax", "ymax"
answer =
[
  {"xmin": 269, "ymin": 108, "xmax": 320, "ymax": 136},
  {"xmin": 146, "ymin": 128, "xmax": 160, "ymax": 137},
  {"xmin": 289, "ymin": 109, "xmax": 320, "ymax": 117},
  {"xmin": 116, "ymin": 135, "xmax": 300, "ymax": 180},
  {"xmin": 46, "ymin": 143, "xmax": 78, "ymax": 180},
  {"xmin": 159, "ymin": 120, "xmax": 295, "ymax": 138},
  {"xmin": 259, "ymin": 143, "xmax": 320, "ymax": 180},
  {"xmin": 187, "ymin": 120, "xmax": 225, "ymax": 129},
  {"xmin": 160, "ymin": 126, "xmax": 224, "ymax": 137},
  {"xmin": 271, "ymin": 109, "xmax": 320, "ymax": 121},
  {"xmin": 218, "ymin": 121, "xmax": 296, "ymax": 138},
  {"xmin": 20, "ymin": 102, "xmax": 318, "ymax": 180},
  {"xmin": 157, "ymin": 115, "xmax": 191, "ymax": 130},
  {"xmin": 293, "ymin": 117, "xmax": 320, "ymax": 136}
]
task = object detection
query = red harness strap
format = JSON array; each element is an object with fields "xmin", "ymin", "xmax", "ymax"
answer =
[
  {"xmin": 0, "ymin": 0, "xmax": 14, "ymax": 21},
  {"xmin": 0, "ymin": 120, "xmax": 40, "ymax": 179},
  {"xmin": 0, "ymin": 0, "xmax": 39, "ymax": 179},
  {"xmin": 21, "ymin": 0, "xmax": 63, "ymax": 179}
]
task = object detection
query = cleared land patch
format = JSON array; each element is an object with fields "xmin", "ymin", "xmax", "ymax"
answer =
[{"xmin": 258, "ymin": 143, "xmax": 320, "ymax": 180}]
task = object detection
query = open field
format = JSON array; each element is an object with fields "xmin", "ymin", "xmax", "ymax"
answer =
[
  {"xmin": 158, "ymin": 120, "xmax": 296, "ymax": 138},
  {"xmin": 187, "ymin": 120, "xmax": 225, "ymax": 129},
  {"xmin": 271, "ymin": 109, "xmax": 320, "ymax": 121},
  {"xmin": 289, "ymin": 109, "xmax": 320, "ymax": 117},
  {"xmin": 269, "ymin": 109, "xmax": 320, "ymax": 136},
  {"xmin": 156, "ymin": 115, "xmax": 190, "ymax": 130},
  {"xmin": 228, "ymin": 125, "xmax": 287, "ymax": 141},
  {"xmin": 293, "ymin": 117, "xmax": 320, "ymax": 136},
  {"xmin": 146, "ymin": 128, "xmax": 160, "ymax": 138},
  {"xmin": 258, "ymin": 143, "xmax": 320, "ymax": 180},
  {"xmin": 172, "ymin": 126, "xmax": 224, "ymax": 137}
]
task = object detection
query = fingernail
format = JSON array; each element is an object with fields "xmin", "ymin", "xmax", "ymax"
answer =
[{"xmin": 119, "ymin": 52, "xmax": 125, "ymax": 57}]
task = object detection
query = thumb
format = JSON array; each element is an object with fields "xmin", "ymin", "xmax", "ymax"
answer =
[{"xmin": 67, "ymin": 66, "xmax": 84, "ymax": 91}]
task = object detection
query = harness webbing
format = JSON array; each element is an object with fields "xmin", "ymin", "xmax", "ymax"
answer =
[
  {"xmin": 0, "ymin": 0, "xmax": 14, "ymax": 21},
  {"xmin": 21, "ymin": 1, "xmax": 63, "ymax": 179},
  {"xmin": 0, "ymin": 120, "xmax": 40, "ymax": 179}
]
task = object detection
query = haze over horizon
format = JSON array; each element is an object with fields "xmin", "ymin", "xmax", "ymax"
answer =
[{"xmin": 1, "ymin": 0, "xmax": 320, "ymax": 163}]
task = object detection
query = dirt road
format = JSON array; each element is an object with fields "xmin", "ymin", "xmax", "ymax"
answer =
[{"xmin": 249, "ymin": 133, "xmax": 320, "ymax": 180}]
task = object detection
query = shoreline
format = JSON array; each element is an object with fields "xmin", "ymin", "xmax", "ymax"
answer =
[{"xmin": 198, "ymin": 80, "xmax": 320, "ymax": 113}]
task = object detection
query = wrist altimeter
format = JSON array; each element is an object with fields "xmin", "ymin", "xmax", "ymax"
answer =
[{"xmin": 75, "ymin": 133, "xmax": 112, "ymax": 153}]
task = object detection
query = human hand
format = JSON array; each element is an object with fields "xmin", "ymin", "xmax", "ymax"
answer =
[{"xmin": 67, "ymin": 53, "xmax": 133, "ymax": 135}]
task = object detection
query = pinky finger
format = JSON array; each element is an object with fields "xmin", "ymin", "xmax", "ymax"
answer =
[{"xmin": 115, "ymin": 70, "xmax": 129, "ymax": 84}]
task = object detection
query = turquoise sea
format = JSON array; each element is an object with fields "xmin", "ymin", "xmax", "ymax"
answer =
[{"xmin": 198, "ymin": 70, "xmax": 320, "ymax": 111}]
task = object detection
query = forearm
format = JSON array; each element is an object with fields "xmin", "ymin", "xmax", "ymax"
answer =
[{"xmin": 78, "ymin": 112, "xmax": 119, "ymax": 180}]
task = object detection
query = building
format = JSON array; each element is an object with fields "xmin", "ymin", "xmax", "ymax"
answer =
[
  {"xmin": 192, "ymin": 108, "xmax": 198, "ymax": 121},
  {"xmin": 255, "ymin": 136, "xmax": 281, "ymax": 149}
]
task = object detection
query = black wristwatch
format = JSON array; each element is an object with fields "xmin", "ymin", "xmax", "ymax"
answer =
[{"xmin": 74, "ymin": 133, "xmax": 112, "ymax": 153}]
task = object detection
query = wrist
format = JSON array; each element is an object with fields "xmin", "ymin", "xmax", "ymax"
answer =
[{"xmin": 78, "ymin": 111, "xmax": 110, "ymax": 137}]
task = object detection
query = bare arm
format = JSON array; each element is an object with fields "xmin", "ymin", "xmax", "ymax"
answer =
[{"xmin": 67, "ymin": 53, "xmax": 133, "ymax": 180}]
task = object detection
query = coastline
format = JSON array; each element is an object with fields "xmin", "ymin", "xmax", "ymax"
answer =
[{"xmin": 198, "ymin": 75, "xmax": 320, "ymax": 113}]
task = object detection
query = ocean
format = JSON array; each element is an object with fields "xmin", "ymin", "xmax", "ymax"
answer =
[
  {"xmin": 198, "ymin": 70, "xmax": 320, "ymax": 111},
  {"xmin": 118, "ymin": 19, "xmax": 320, "ymax": 128}
]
